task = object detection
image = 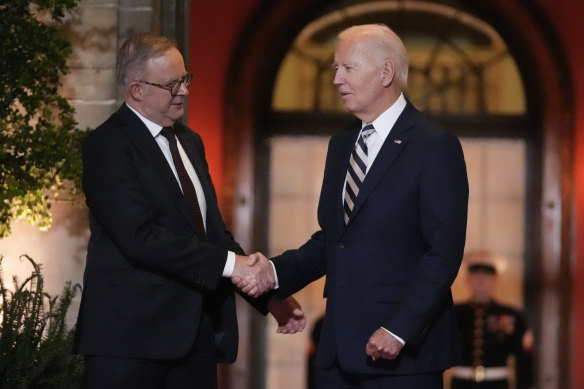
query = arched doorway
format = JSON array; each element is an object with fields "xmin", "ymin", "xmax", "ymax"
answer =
[{"xmin": 223, "ymin": 1, "xmax": 573, "ymax": 388}]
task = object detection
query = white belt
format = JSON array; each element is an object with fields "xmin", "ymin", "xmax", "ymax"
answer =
[{"xmin": 451, "ymin": 366, "xmax": 509, "ymax": 382}]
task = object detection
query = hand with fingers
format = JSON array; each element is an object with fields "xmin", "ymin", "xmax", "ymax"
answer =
[
  {"xmin": 231, "ymin": 252, "xmax": 275, "ymax": 297},
  {"xmin": 365, "ymin": 328, "xmax": 404, "ymax": 361},
  {"xmin": 267, "ymin": 296, "xmax": 307, "ymax": 334}
]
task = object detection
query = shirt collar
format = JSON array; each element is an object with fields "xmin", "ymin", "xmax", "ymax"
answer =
[
  {"xmin": 362, "ymin": 93, "xmax": 407, "ymax": 138},
  {"xmin": 126, "ymin": 103, "xmax": 165, "ymax": 138}
]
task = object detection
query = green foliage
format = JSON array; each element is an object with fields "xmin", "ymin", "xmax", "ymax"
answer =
[
  {"xmin": 0, "ymin": 0, "xmax": 87, "ymax": 237},
  {"xmin": 0, "ymin": 255, "xmax": 85, "ymax": 389}
]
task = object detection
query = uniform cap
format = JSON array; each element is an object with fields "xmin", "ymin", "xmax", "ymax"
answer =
[{"xmin": 468, "ymin": 262, "xmax": 497, "ymax": 274}]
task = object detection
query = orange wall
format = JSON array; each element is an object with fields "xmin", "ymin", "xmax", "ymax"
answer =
[
  {"xmin": 188, "ymin": 0, "xmax": 260, "ymax": 201},
  {"xmin": 188, "ymin": 1, "xmax": 584, "ymax": 387}
]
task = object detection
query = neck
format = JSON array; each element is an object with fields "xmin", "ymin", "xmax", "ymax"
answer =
[{"xmin": 357, "ymin": 92, "xmax": 401, "ymax": 123}]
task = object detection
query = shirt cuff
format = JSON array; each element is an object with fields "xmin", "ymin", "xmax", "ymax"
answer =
[
  {"xmin": 222, "ymin": 251, "xmax": 235, "ymax": 277},
  {"xmin": 381, "ymin": 327, "xmax": 406, "ymax": 345},
  {"xmin": 270, "ymin": 260, "xmax": 279, "ymax": 289}
]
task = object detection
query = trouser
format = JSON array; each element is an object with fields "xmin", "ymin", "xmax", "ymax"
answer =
[
  {"xmin": 85, "ymin": 312, "xmax": 217, "ymax": 389},
  {"xmin": 315, "ymin": 359, "xmax": 443, "ymax": 389}
]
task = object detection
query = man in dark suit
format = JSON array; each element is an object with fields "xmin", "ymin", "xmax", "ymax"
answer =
[
  {"xmin": 73, "ymin": 33, "xmax": 305, "ymax": 389},
  {"xmin": 260, "ymin": 24, "xmax": 469, "ymax": 388}
]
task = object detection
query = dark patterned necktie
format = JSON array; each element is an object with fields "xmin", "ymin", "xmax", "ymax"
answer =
[
  {"xmin": 343, "ymin": 124, "xmax": 375, "ymax": 225},
  {"xmin": 161, "ymin": 127, "xmax": 207, "ymax": 241}
]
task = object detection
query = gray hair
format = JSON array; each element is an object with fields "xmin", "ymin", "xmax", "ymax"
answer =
[
  {"xmin": 338, "ymin": 24, "xmax": 409, "ymax": 90},
  {"xmin": 116, "ymin": 33, "xmax": 177, "ymax": 90}
]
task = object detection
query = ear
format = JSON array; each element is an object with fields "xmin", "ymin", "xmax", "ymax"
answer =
[
  {"xmin": 128, "ymin": 81, "xmax": 144, "ymax": 102},
  {"xmin": 381, "ymin": 59, "xmax": 395, "ymax": 87}
]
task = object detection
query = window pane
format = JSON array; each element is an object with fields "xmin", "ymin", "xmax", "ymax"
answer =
[{"xmin": 272, "ymin": 1, "xmax": 526, "ymax": 115}]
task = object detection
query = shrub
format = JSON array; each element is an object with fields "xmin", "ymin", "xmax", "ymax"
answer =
[
  {"xmin": 0, "ymin": 255, "xmax": 85, "ymax": 388},
  {"xmin": 0, "ymin": 0, "xmax": 86, "ymax": 237}
]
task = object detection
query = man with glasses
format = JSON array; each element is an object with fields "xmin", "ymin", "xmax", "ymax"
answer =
[{"xmin": 73, "ymin": 33, "xmax": 305, "ymax": 389}]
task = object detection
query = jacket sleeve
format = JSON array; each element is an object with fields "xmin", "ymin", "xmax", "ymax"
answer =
[{"xmin": 385, "ymin": 131, "xmax": 469, "ymax": 347}]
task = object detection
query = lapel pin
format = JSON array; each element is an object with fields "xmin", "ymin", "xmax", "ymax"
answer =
[{"xmin": 393, "ymin": 139, "xmax": 402, "ymax": 144}]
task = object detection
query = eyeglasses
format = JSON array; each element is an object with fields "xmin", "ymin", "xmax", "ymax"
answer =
[{"xmin": 138, "ymin": 73, "xmax": 192, "ymax": 96}]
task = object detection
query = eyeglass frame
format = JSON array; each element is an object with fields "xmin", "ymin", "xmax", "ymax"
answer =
[{"xmin": 137, "ymin": 73, "xmax": 192, "ymax": 96}]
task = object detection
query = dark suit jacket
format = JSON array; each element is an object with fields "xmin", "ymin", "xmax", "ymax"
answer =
[
  {"xmin": 73, "ymin": 103, "xmax": 265, "ymax": 363},
  {"xmin": 273, "ymin": 102, "xmax": 469, "ymax": 375}
]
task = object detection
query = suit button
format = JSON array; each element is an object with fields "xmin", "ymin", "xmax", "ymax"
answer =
[{"xmin": 339, "ymin": 243, "xmax": 345, "ymax": 248}]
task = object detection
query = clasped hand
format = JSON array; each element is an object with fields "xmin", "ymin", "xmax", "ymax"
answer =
[
  {"xmin": 231, "ymin": 252, "xmax": 275, "ymax": 297},
  {"xmin": 365, "ymin": 328, "xmax": 404, "ymax": 361}
]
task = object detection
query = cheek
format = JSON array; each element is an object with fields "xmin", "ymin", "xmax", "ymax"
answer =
[
  {"xmin": 363, "ymin": 75, "xmax": 381, "ymax": 92},
  {"xmin": 168, "ymin": 102, "xmax": 185, "ymax": 117},
  {"xmin": 352, "ymin": 75, "xmax": 373, "ymax": 95},
  {"xmin": 346, "ymin": 75, "xmax": 360, "ymax": 91}
]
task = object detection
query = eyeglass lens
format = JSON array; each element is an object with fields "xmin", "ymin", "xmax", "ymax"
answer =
[{"xmin": 171, "ymin": 73, "xmax": 193, "ymax": 95}]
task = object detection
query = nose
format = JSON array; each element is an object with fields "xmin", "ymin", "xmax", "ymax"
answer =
[
  {"xmin": 333, "ymin": 70, "xmax": 343, "ymax": 87},
  {"xmin": 178, "ymin": 80, "xmax": 189, "ymax": 96}
]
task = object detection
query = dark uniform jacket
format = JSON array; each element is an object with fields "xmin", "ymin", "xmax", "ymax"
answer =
[{"xmin": 453, "ymin": 300, "xmax": 534, "ymax": 389}]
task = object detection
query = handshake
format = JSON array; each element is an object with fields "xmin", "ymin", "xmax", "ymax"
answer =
[
  {"xmin": 231, "ymin": 253, "xmax": 307, "ymax": 334},
  {"xmin": 231, "ymin": 252, "xmax": 275, "ymax": 297}
]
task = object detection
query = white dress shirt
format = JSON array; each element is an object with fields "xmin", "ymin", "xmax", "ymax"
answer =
[{"xmin": 342, "ymin": 93, "xmax": 407, "ymax": 203}]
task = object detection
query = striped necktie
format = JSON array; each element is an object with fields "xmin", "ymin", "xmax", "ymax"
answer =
[
  {"xmin": 343, "ymin": 124, "xmax": 375, "ymax": 225},
  {"xmin": 161, "ymin": 126, "xmax": 207, "ymax": 241}
]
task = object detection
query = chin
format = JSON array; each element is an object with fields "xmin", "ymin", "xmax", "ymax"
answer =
[
  {"xmin": 341, "ymin": 102, "xmax": 353, "ymax": 112},
  {"xmin": 170, "ymin": 107, "xmax": 185, "ymax": 118},
  {"xmin": 342, "ymin": 99, "xmax": 359, "ymax": 111}
]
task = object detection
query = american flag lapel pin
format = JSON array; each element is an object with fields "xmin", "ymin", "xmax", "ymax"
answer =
[{"xmin": 393, "ymin": 139, "xmax": 402, "ymax": 144}]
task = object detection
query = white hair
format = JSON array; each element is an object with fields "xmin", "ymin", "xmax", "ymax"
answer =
[{"xmin": 338, "ymin": 24, "xmax": 409, "ymax": 90}]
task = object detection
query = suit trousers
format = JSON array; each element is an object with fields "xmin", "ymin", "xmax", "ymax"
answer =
[
  {"xmin": 85, "ymin": 312, "xmax": 217, "ymax": 389},
  {"xmin": 316, "ymin": 360, "xmax": 443, "ymax": 389}
]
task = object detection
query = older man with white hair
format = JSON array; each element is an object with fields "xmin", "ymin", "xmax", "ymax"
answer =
[{"xmin": 264, "ymin": 24, "xmax": 469, "ymax": 388}]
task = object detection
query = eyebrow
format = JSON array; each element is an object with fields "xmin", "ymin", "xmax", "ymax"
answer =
[{"xmin": 332, "ymin": 62, "xmax": 358, "ymax": 68}]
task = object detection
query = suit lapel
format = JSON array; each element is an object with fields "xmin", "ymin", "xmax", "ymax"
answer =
[
  {"xmin": 115, "ymin": 104, "xmax": 195, "ymax": 230},
  {"xmin": 344, "ymin": 103, "xmax": 417, "ymax": 227}
]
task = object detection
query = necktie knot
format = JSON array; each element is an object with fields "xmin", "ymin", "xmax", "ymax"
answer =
[
  {"xmin": 160, "ymin": 126, "xmax": 175, "ymax": 140},
  {"xmin": 361, "ymin": 124, "xmax": 375, "ymax": 140}
]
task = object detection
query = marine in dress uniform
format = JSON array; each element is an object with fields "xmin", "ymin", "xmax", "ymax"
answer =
[{"xmin": 451, "ymin": 262, "xmax": 534, "ymax": 389}]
